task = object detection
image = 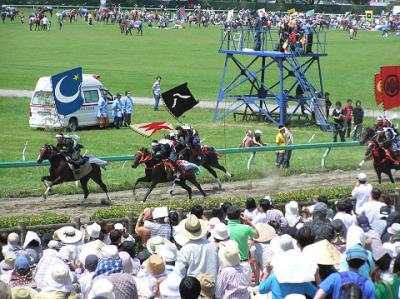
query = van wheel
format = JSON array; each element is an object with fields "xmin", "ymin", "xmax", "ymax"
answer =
[{"xmin": 68, "ymin": 118, "xmax": 78, "ymax": 131}]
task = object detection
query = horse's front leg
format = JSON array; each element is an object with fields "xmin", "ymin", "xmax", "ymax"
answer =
[
  {"xmin": 142, "ymin": 181, "xmax": 158, "ymax": 202},
  {"xmin": 43, "ymin": 176, "xmax": 62, "ymax": 200},
  {"xmin": 133, "ymin": 175, "xmax": 151, "ymax": 197}
]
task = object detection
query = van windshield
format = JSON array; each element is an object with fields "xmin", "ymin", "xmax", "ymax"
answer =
[{"xmin": 32, "ymin": 91, "xmax": 54, "ymax": 105}]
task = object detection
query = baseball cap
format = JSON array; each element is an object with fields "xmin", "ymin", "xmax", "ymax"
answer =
[
  {"xmin": 379, "ymin": 206, "xmax": 391, "ymax": 219},
  {"xmin": 346, "ymin": 246, "xmax": 368, "ymax": 261},
  {"xmin": 357, "ymin": 215, "xmax": 370, "ymax": 232},
  {"xmin": 357, "ymin": 173, "xmax": 367, "ymax": 182}
]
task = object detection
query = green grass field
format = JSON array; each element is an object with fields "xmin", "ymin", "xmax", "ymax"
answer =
[
  {"xmin": 0, "ymin": 12, "xmax": 399, "ymax": 108},
  {"xmin": 0, "ymin": 96, "xmax": 375, "ymax": 197}
]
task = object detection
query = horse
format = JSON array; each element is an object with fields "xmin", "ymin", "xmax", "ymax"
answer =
[
  {"xmin": 131, "ymin": 148, "xmax": 206, "ymax": 202},
  {"xmin": 175, "ymin": 144, "xmax": 233, "ymax": 189},
  {"xmin": 36, "ymin": 144, "xmax": 111, "ymax": 205},
  {"xmin": 29, "ymin": 16, "xmax": 41, "ymax": 31},
  {"xmin": 37, "ymin": 6, "xmax": 53, "ymax": 17},
  {"xmin": 364, "ymin": 139, "xmax": 400, "ymax": 184}
]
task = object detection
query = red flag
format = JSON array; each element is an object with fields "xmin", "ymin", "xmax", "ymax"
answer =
[
  {"xmin": 128, "ymin": 122, "xmax": 173, "ymax": 137},
  {"xmin": 381, "ymin": 66, "xmax": 400, "ymax": 110},
  {"xmin": 374, "ymin": 73, "xmax": 383, "ymax": 105}
]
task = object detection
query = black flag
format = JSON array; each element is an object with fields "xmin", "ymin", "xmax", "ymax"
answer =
[{"xmin": 162, "ymin": 83, "xmax": 198, "ymax": 118}]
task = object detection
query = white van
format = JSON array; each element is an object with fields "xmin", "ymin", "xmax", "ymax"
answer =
[{"xmin": 29, "ymin": 74, "xmax": 114, "ymax": 131}]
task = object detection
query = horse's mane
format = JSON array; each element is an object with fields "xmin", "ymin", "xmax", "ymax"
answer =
[{"xmin": 138, "ymin": 147, "xmax": 149, "ymax": 153}]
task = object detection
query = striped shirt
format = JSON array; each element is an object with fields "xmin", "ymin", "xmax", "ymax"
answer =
[
  {"xmin": 143, "ymin": 221, "xmax": 171, "ymax": 240},
  {"xmin": 215, "ymin": 266, "xmax": 250, "ymax": 299}
]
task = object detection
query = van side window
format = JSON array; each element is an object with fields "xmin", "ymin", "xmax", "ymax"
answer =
[
  {"xmin": 83, "ymin": 90, "xmax": 99, "ymax": 103},
  {"xmin": 100, "ymin": 89, "xmax": 113, "ymax": 102}
]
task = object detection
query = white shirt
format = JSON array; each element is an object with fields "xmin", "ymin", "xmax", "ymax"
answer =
[
  {"xmin": 333, "ymin": 212, "xmax": 357, "ymax": 230},
  {"xmin": 360, "ymin": 201, "xmax": 387, "ymax": 224},
  {"xmin": 352, "ymin": 183, "xmax": 372, "ymax": 214},
  {"xmin": 78, "ymin": 272, "xmax": 94, "ymax": 295}
]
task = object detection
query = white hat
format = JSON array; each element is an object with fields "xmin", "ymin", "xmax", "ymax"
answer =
[
  {"xmin": 159, "ymin": 272, "xmax": 182, "ymax": 299},
  {"xmin": 88, "ymin": 278, "xmax": 116, "ymax": 299},
  {"xmin": 285, "ymin": 201, "xmax": 299, "ymax": 216},
  {"xmin": 156, "ymin": 243, "xmax": 178, "ymax": 263},
  {"xmin": 0, "ymin": 252, "xmax": 16, "ymax": 271},
  {"xmin": 22, "ymin": 231, "xmax": 41, "ymax": 249},
  {"xmin": 357, "ymin": 173, "xmax": 367, "ymax": 182},
  {"xmin": 48, "ymin": 240, "xmax": 62, "ymax": 250},
  {"xmin": 102, "ymin": 245, "xmax": 119, "ymax": 259},
  {"xmin": 388, "ymin": 223, "xmax": 400, "ymax": 235},
  {"xmin": 270, "ymin": 234, "xmax": 296, "ymax": 254},
  {"xmin": 178, "ymin": 215, "xmax": 208, "ymax": 240},
  {"xmin": 56, "ymin": 226, "xmax": 83, "ymax": 244},
  {"xmin": 254, "ymin": 129, "xmax": 262, "ymax": 134},
  {"xmin": 211, "ymin": 223, "xmax": 230, "ymax": 241},
  {"xmin": 219, "ymin": 240, "xmax": 240, "ymax": 267},
  {"xmin": 57, "ymin": 245, "xmax": 76, "ymax": 262},
  {"xmin": 114, "ymin": 223, "xmax": 124, "ymax": 231},
  {"xmin": 207, "ymin": 217, "xmax": 221, "ymax": 233},
  {"xmin": 7, "ymin": 232, "xmax": 20, "ymax": 246},
  {"xmin": 86, "ymin": 223, "xmax": 101, "ymax": 239},
  {"xmin": 43, "ymin": 264, "xmax": 72, "ymax": 293},
  {"xmin": 147, "ymin": 236, "xmax": 171, "ymax": 254}
]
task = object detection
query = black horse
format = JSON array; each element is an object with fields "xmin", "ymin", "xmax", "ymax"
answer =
[
  {"xmin": 132, "ymin": 148, "xmax": 206, "ymax": 202},
  {"xmin": 37, "ymin": 144, "xmax": 111, "ymax": 204},
  {"xmin": 175, "ymin": 144, "xmax": 233, "ymax": 189}
]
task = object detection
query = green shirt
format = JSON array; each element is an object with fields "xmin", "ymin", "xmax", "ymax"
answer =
[
  {"xmin": 227, "ymin": 219, "xmax": 256, "ymax": 260},
  {"xmin": 375, "ymin": 274, "xmax": 399, "ymax": 299}
]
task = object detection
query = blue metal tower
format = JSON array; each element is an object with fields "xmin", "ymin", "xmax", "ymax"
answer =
[{"xmin": 213, "ymin": 28, "xmax": 329, "ymax": 130}]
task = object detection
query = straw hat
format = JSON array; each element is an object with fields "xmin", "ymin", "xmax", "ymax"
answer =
[
  {"xmin": 196, "ymin": 273, "xmax": 215, "ymax": 299},
  {"xmin": 218, "ymin": 240, "xmax": 240, "ymax": 267},
  {"xmin": 303, "ymin": 240, "xmax": 342, "ymax": 265},
  {"xmin": 211, "ymin": 223, "xmax": 230, "ymax": 241},
  {"xmin": 88, "ymin": 278, "xmax": 115, "ymax": 299},
  {"xmin": 86, "ymin": 223, "xmax": 101, "ymax": 239},
  {"xmin": 146, "ymin": 254, "xmax": 166, "ymax": 276},
  {"xmin": 253, "ymin": 223, "xmax": 276, "ymax": 243},
  {"xmin": 55, "ymin": 226, "xmax": 83, "ymax": 244},
  {"xmin": 147, "ymin": 236, "xmax": 171, "ymax": 254},
  {"xmin": 173, "ymin": 231, "xmax": 189, "ymax": 247},
  {"xmin": 178, "ymin": 215, "xmax": 208, "ymax": 240},
  {"xmin": 11, "ymin": 287, "xmax": 38, "ymax": 299},
  {"xmin": 0, "ymin": 252, "xmax": 16, "ymax": 271}
]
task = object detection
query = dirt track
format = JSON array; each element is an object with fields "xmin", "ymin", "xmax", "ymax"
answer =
[{"xmin": 0, "ymin": 167, "xmax": 385, "ymax": 221}]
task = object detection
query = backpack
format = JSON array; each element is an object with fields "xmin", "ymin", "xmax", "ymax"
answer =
[{"xmin": 339, "ymin": 272, "xmax": 367, "ymax": 299}]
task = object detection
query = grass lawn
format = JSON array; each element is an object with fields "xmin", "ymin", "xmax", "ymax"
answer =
[
  {"xmin": 0, "ymin": 12, "xmax": 399, "ymax": 109},
  {"xmin": 0, "ymin": 96, "xmax": 375, "ymax": 197}
]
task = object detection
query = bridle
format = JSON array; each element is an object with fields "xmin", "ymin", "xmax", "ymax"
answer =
[{"xmin": 135, "ymin": 150, "xmax": 152, "ymax": 164}]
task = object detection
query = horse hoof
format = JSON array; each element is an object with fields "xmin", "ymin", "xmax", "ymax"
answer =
[
  {"xmin": 101, "ymin": 198, "xmax": 111, "ymax": 205},
  {"xmin": 169, "ymin": 189, "xmax": 174, "ymax": 196}
]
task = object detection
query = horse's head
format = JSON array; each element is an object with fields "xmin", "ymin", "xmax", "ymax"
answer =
[
  {"xmin": 132, "ymin": 148, "xmax": 152, "ymax": 168},
  {"xmin": 359, "ymin": 127, "xmax": 375, "ymax": 145},
  {"xmin": 37, "ymin": 144, "xmax": 56, "ymax": 163}
]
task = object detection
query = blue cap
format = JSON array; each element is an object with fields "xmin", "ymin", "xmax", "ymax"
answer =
[
  {"xmin": 15, "ymin": 255, "xmax": 30, "ymax": 270},
  {"xmin": 346, "ymin": 246, "xmax": 368, "ymax": 261}
]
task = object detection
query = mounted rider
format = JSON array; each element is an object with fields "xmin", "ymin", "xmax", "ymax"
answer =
[
  {"xmin": 175, "ymin": 124, "xmax": 202, "ymax": 161},
  {"xmin": 55, "ymin": 133, "xmax": 84, "ymax": 170},
  {"xmin": 375, "ymin": 117, "xmax": 400, "ymax": 164},
  {"xmin": 151, "ymin": 137, "xmax": 177, "ymax": 163}
]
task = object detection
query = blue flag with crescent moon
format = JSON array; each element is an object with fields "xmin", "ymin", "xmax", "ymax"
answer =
[{"xmin": 51, "ymin": 67, "xmax": 83, "ymax": 116}]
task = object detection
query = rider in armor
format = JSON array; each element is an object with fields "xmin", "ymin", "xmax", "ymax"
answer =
[
  {"xmin": 175, "ymin": 125, "xmax": 202, "ymax": 161},
  {"xmin": 55, "ymin": 133, "xmax": 83, "ymax": 169}
]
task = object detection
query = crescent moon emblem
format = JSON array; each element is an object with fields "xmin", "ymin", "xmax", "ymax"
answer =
[{"xmin": 54, "ymin": 76, "xmax": 81, "ymax": 104}]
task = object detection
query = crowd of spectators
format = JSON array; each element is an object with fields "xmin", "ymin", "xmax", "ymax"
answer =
[{"xmin": 0, "ymin": 172, "xmax": 399, "ymax": 298}]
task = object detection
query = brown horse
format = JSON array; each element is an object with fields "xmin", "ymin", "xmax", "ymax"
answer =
[
  {"xmin": 37, "ymin": 144, "xmax": 111, "ymax": 205},
  {"xmin": 131, "ymin": 148, "xmax": 206, "ymax": 202}
]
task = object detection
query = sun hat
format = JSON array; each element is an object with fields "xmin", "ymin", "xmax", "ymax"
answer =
[
  {"xmin": 178, "ymin": 215, "xmax": 208, "ymax": 240},
  {"xmin": 43, "ymin": 264, "xmax": 72, "ymax": 293},
  {"xmin": 114, "ymin": 223, "xmax": 124, "ymax": 231},
  {"xmin": 159, "ymin": 272, "xmax": 182, "ymax": 299},
  {"xmin": 147, "ymin": 236, "xmax": 171, "ymax": 254},
  {"xmin": 207, "ymin": 217, "xmax": 221, "ymax": 233},
  {"xmin": 88, "ymin": 279, "xmax": 115, "ymax": 299},
  {"xmin": 119, "ymin": 251, "xmax": 134, "ymax": 274},
  {"xmin": 57, "ymin": 245, "xmax": 75, "ymax": 262},
  {"xmin": 388, "ymin": 223, "xmax": 400, "ymax": 235},
  {"xmin": 218, "ymin": 240, "xmax": 240, "ymax": 267},
  {"xmin": 303, "ymin": 240, "xmax": 342, "ymax": 265},
  {"xmin": 102, "ymin": 245, "xmax": 119, "ymax": 259},
  {"xmin": 357, "ymin": 173, "xmax": 367, "ymax": 182},
  {"xmin": 253, "ymin": 223, "xmax": 276, "ymax": 243},
  {"xmin": 7, "ymin": 232, "xmax": 20, "ymax": 246},
  {"xmin": 56, "ymin": 226, "xmax": 83, "ymax": 244},
  {"xmin": 156, "ymin": 243, "xmax": 178, "ymax": 263},
  {"xmin": 346, "ymin": 246, "xmax": 368, "ymax": 261},
  {"xmin": 211, "ymin": 222, "xmax": 230, "ymax": 241},
  {"xmin": 22, "ymin": 231, "xmax": 41, "ymax": 249},
  {"xmin": 11, "ymin": 287, "xmax": 38, "ymax": 299},
  {"xmin": 15, "ymin": 255, "xmax": 30, "ymax": 271},
  {"xmin": 272, "ymin": 249, "xmax": 317, "ymax": 283},
  {"xmin": 173, "ymin": 231, "xmax": 189, "ymax": 247},
  {"xmin": 0, "ymin": 252, "xmax": 16, "ymax": 271},
  {"xmin": 357, "ymin": 215, "xmax": 371, "ymax": 232},
  {"xmin": 285, "ymin": 201, "xmax": 299, "ymax": 216},
  {"xmin": 48, "ymin": 240, "xmax": 62, "ymax": 250},
  {"xmin": 146, "ymin": 254, "xmax": 166, "ymax": 276},
  {"xmin": 86, "ymin": 223, "xmax": 101, "ymax": 239},
  {"xmin": 313, "ymin": 202, "xmax": 328, "ymax": 213},
  {"xmin": 196, "ymin": 273, "xmax": 215, "ymax": 299}
]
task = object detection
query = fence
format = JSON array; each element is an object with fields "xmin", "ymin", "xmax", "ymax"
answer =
[{"xmin": 0, "ymin": 141, "xmax": 362, "ymax": 170}]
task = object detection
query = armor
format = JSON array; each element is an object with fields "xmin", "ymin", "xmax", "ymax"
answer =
[{"xmin": 56, "ymin": 133, "xmax": 83, "ymax": 168}]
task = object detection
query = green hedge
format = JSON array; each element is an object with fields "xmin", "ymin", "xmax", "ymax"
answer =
[
  {"xmin": 90, "ymin": 183, "xmax": 400, "ymax": 220},
  {"xmin": 0, "ymin": 213, "xmax": 70, "ymax": 229}
]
